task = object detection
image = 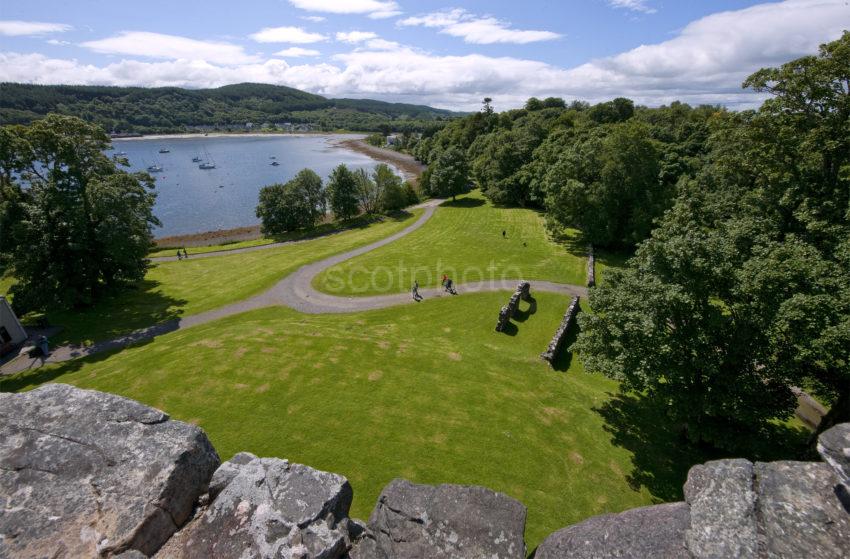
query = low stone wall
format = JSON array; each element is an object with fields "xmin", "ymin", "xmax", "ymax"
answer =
[
  {"xmin": 587, "ymin": 244, "xmax": 596, "ymax": 287},
  {"xmin": 495, "ymin": 281, "xmax": 532, "ymax": 332},
  {"xmin": 541, "ymin": 296, "xmax": 581, "ymax": 366},
  {"xmin": 3, "ymin": 384, "xmax": 849, "ymax": 559}
]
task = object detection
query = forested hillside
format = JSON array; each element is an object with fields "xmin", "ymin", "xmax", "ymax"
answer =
[{"xmin": 0, "ymin": 82, "xmax": 458, "ymax": 133}]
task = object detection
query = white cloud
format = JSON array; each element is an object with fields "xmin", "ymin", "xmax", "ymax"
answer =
[
  {"xmin": 274, "ymin": 47, "xmax": 321, "ymax": 57},
  {"xmin": 0, "ymin": 20, "xmax": 72, "ymax": 36},
  {"xmin": 81, "ymin": 32, "xmax": 260, "ymax": 65},
  {"xmin": 2, "ymin": 0, "xmax": 847, "ymax": 111},
  {"xmin": 607, "ymin": 0, "xmax": 657, "ymax": 14},
  {"xmin": 336, "ymin": 31, "xmax": 378, "ymax": 43},
  {"xmin": 300, "ymin": 15, "xmax": 326, "ymax": 22},
  {"xmin": 398, "ymin": 9, "xmax": 561, "ymax": 44},
  {"xmin": 249, "ymin": 26, "xmax": 326, "ymax": 44},
  {"xmin": 368, "ymin": 10, "xmax": 403, "ymax": 19},
  {"xmin": 46, "ymin": 39, "xmax": 71, "ymax": 46},
  {"xmin": 288, "ymin": 0, "xmax": 401, "ymax": 18}
]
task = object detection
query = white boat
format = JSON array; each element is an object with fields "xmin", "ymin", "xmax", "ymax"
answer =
[
  {"xmin": 199, "ymin": 162, "xmax": 216, "ymax": 170},
  {"xmin": 159, "ymin": 148, "xmax": 170, "ymax": 153},
  {"xmin": 147, "ymin": 164, "xmax": 163, "ymax": 173}
]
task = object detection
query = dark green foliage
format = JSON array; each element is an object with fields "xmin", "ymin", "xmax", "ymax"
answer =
[
  {"xmin": 373, "ymin": 164, "xmax": 405, "ymax": 212},
  {"xmin": 327, "ymin": 164, "xmax": 360, "ymax": 221},
  {"xmin": 588, "ymin": 97, "xmax": 635, "ymax": 124},
  {"xmin": 575, "ymin": 32, "xmax": 850, "ymax": 447},
  {"xmin": 256, "ymin": 169, "xmax": 325, "ymax": 235},
  {"xmin": 365, "ymin": 133, "xmax": 385, "ymax": 147},
  {"xmin": 402, "ymin": 181, "xmax": 419, "ymax": 205},
  {"xmin": 429, "ymin": 147, "xmax": 469, "ymax": 201},
  {"xmin": 0, "ymin": 114, "xmax": 158, "ymax": 312},
  {"xmin": 0, "ymin": 83, "xmax": 458, "ymax": 134},
  {"xmin": 544, "ymin": 121, "xmax": 670, "ymax": 247}
]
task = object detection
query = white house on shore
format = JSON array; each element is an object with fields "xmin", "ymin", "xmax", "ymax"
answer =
[{"xmin": 0, "ymin": 296, "xmax": 27, "ymax": 356}]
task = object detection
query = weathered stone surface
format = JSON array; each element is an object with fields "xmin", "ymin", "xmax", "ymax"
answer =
[
  {"xmin": 534, "ymin": 502, "xmax": 690, "ymax": 559},
  {"xmin": 586, "ymin": 244, "xmax": 595, "ymax": 288},
  {"xmin": 755, "ymin": 461, "xmax": 850, "ymax": 558},
  {"xmin": 684, "ymin": 458, "xmax": 758, "ymax": 558},
  {"xmin": 817, "ymin": 422, "xmax": 850, "ymax": 485},
  {"xmin": 368, "ymin": 479, "xmax": 526, "ymax": 559},
  {"xmin": 540, "ymin": 296, "xmax": 580, "ymax": 366},
  {"xmin": 0, "ymin": 383, "xmax": 220, "ymax": 558},
  {"xmin": 347, "ymin": 518, "xmax": 389, "ymax": 559},
  {"xmin": 496, "ymin": 281, "xmax": 532, "ymax": 332},
  {"xmin": 156, "ymin": 452, "xmax": 353, "ymax": 559}
]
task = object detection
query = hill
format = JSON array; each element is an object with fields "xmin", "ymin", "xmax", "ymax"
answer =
[{"xmin": 0, "ymin": 82, "xmax": 458, "ymax": 134}]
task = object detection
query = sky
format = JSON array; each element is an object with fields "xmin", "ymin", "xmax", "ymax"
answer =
[{"xmin": 0, "ymin": 0, "xmax": 848, "ymax": 111}]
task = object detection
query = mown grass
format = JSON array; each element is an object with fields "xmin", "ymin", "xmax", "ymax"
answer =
[
  {"xmin": 1, "ymin": 292, "xmax": 647, "ymax": 548},
  {"xmin": 314, "ymin": 191, "xmax": 588, "ymax": 296},
  {"xmin": 2, "ymin": 292, "xmax": 807, "ymax": 549},
  {"xmin": 44, "ymin": 210, "xmax": 421, "ymax": 346}
]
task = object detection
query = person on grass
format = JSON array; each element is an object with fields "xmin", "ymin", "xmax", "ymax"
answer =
[{"xmin": 412, "ymin": 280, "xmax": 422, "ymax": 301}]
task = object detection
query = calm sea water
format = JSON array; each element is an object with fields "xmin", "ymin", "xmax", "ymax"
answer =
[{"xmin": 113, "ymin": 134, "xmax": 388, "ymax": 237}]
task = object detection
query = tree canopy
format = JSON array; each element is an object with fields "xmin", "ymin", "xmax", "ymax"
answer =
[
  {"xmin": 0, "ymin": 114, "xmax": 158, "ymax": 312},
  {"xmin": 256, "ymin": 169, "xmax": 325, "ymax": 236}
]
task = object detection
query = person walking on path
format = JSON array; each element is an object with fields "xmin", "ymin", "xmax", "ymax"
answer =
[
  {"xmin": 412, "ymin": 280, "xmax": 422, "ymax": 301},
  {"xmin": 441, "ymin": 274, "xmax": 448, "ymax": 288},
  {"xmin": 176, "ymin": 250, "xmax": 183, "ymax": 260},
  {"xmin": 182, "ymin": 248, "xmax": 189, "ymax": 259}
]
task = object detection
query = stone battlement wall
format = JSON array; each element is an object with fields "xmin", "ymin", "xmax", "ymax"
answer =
[{"xmin": 2, "ymin": 384, "xmax": 848, "ymax": 558}]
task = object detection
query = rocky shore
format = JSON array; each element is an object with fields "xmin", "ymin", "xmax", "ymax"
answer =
[{"xmin": 2, "ymin": 384, "xmax": 847, "ymax": 558}]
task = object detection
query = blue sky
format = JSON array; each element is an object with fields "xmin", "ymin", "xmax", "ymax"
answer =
[{"xmin": 1, "ymin": 0, "xmax": 848, "ymax": 110}]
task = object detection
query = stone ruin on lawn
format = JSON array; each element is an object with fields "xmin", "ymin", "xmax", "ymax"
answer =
[
  {"xmin": 540, "ymin": 296, "xmax": 581, "ymax": 367},
  {"xmin": 1, "ymin": 384, "xmax": 849, "ymax": 558},
  {"xmin": 495, "ymin": 281, "xmax": 532, "ymax": 332}
]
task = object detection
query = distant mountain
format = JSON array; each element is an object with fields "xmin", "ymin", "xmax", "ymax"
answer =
[{"xmin": 0, "ymin": 82, "xmax": 459, "ymax": 134}]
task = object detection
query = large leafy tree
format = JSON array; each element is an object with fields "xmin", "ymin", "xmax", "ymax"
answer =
[
  {"xmin": 256, "ymin": 168, "xmax": 325, "ymax": 235},
  {"xmin": 544, "ymin": 121, "xmax": 670, "ymax": 248},
  {"xmin": 327, "ymin": 164, "xmax": 360, "ymax": 221},
  {"xmin": 429, "ymin": 146, "xmax": 469, "ymax": 201},
  {"xmin": 1, "ymin": 114, "xmax": 158, "ymax": 312},
  {"xmin": 575, "ymin": 33, "xmax": 850, "ymax": 447}
]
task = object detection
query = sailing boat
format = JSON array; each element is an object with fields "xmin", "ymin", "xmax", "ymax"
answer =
[
  {"xmin": 158, "ymin": 147, "xmax": 170, "ymax": 153},
  {"xmin": 147, "ymin": 163, "xmax": 163, "ymax": 173},
  {"xmin": 192, "ymin": 155, "xmax": 202, "ymax": 162},
  {"xmin": 198, "ymin": 146, "xmax": 216, "ymax": 169}
]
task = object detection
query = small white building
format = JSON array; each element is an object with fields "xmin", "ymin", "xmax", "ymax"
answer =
[{"xmin": 0, "ymin": 296, "xmax": 26, "ymax": 355}]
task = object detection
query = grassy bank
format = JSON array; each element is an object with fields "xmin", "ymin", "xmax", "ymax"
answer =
[
  {"xmin": 314, "ymin": 191, "xmax": 587, "ymax": 296},
  {"xmin": 45, "ymin": 210, "xmax": 421, "ymax": 346}
]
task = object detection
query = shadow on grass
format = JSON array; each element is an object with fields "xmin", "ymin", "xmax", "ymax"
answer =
[
  {"xmin": 513, "ymin": 297, "xmax": 537, "ymax": 323},
  {"xmin": 594, "ymin": 393, "xmax": 810, "ymax": 503},
  {"xmin": 42, "ymin": 280, "xmax": 188, "ymax": 348},
  {"xmin": 551, "ymin": 319, "xmax": 581, "ymax": 372},
  {"xmin": 0, "ymin": 335, "xmax": 158, "ymax": 393},
  {"xmin": 440, "ymin": 197, "xmax": 485, "ymax": 208}
]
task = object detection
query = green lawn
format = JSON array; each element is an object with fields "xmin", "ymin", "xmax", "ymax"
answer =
[
  {"xmin": 2, "ymin": 292, "xmax": 805, "ymax": 549},
  {"xmin": 314, "ymin": 191, "xmax": 587, "ymax": 296},
  {"xmin": 1, "ymin": 292, "xmax": 649, "ymax": 548},
  {"xmin": 45, "ymin": 210, "xmax": 421, "ymax": 346}
]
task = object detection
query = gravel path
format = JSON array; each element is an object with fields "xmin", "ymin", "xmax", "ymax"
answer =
[{"xmin": 1, "ymin": 199, "xmax": 587, "ymax": 374}]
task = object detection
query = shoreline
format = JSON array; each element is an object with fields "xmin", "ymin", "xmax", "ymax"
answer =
[
  {"xmin": 115, "ymin": 131, "xmax": 365, "ymax": 142},
  {"xmin": 333, "ymin": 138, "xmax": 426, "ymax": 185},
  {"xmin": 152, "ymin": 138, "xmax": 426, "ymax": 246}
]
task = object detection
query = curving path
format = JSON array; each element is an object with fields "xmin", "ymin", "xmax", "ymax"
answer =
[{"xmin": 1, "ymin": 199, "xmax": 587, "ymax": 374}]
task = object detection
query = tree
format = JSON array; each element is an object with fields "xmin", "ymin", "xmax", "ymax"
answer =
[
  {"xmin": 354, "ymin": 168, "xmax": 379, "ymax": 214},
  {"xmin": 1, "ymin": 114, "xmax": 158, "ymax": 312},
  {"xmin": 429, "ymin": 147, "xmax": 469, "ymax": 201},
  {"xmin": 327, "ymin": 164, "xmax": 359, "ymax": 221},
  {"xmin": 524, "ymin": 97, "xmax": 544, "ymax": 111},
  {"xmin": 373, "ymin": 164, "xmax": 405, "ymax": 212},
  {"xmin": 482, "ymin": 97, "xmax": 494, "ymax": 115},
  {"xmin": 575, "ymin": 33, "xmax": 850, "ymax": 447},
  {"xmin": 256, "ymin": 168, "xmax": 324, "ymax": 235},
  {"xmin": 544, "ymin": 121, "xmax": 668, "ymax": 247}
]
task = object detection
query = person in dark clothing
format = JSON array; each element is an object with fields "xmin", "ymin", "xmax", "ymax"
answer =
[
  {"xmin": 502, "ymin": 230, "xmax": 506, "ymax": 238},
  {"xmin": 176, "ymin": 250, "xmax": 183, "ymax": 260}
]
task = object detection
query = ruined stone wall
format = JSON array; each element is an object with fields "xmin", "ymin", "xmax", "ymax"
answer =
[
  {"xmin": 540, "ymin": 296, "xmax": 580, "ymax": 366},
  {"xmin": 495, "ymin": 281, "xmax": 532, "ymax": 332},
  {"xmin": 2, "ymin": 384, "xmax": 848, "ymax": 559},
  {"xmin": 586, "ymin": 244, "xmax": 596, "ymax": 288}
]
